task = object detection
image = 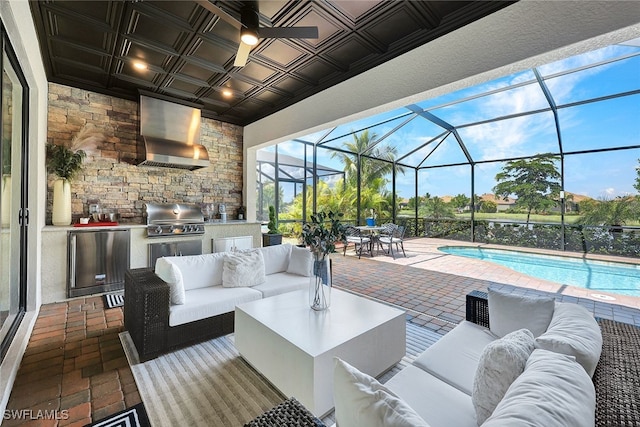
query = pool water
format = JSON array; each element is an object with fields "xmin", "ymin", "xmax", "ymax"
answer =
[{"xmin": 438, "ymin": 246, "xmax": 640, "ymax": 297}]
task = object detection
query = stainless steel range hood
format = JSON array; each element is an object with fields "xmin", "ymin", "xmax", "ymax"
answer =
[{"xmin": 138, "ymin": 95, "xmax": 210, "ymax": 170}]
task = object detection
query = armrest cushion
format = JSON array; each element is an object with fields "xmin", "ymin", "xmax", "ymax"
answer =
[{"xmin": 155, "ymin": 257, "xmax": 186, "ymax": 304}]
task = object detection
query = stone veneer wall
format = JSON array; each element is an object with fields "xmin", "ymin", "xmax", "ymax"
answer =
[{"xmin": 46, "ymin": 83, "xmax": 243, "ymax": 224}]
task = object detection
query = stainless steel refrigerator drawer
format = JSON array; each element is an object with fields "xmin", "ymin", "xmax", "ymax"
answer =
[{"xmin": 68, "ymin": 229, "xmax": 130, "ymax": 298}]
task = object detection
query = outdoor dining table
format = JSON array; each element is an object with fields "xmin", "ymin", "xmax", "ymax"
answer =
[{"xmin": 355, "ymin": 225, "xmax": 387, "ymax": 256}]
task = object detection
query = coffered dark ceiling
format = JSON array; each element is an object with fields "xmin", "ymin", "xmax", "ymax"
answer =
[{"xmin": 30, "ymin": 1, "xmax": 515, "ymax": 126}]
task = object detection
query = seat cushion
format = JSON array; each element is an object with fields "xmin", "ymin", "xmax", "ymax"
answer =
[
  {"xmin": 252, "ymin": 272, "xmax": 308, "ymax": 298},
  {"xmin": 488, "ymin": 287, "xmax": 555, "ymax": 338},
  {"xmin": 472, "ymin": 329, "xmax": 535, "ymax": 424},
  {"xmin": 258, "ymin": 243, "xmax": 292, "ymax": 275},
  {"xmin": 483, "ymin": 349, "xmax": 595, "ymax": 427},
  {"xmin": 535, "ymin": 302, "xmax": 602, "ymax": 377},
  {"xmin": 347, "ymin": 236, "xmax": 371, "ymax": 243},
  {"xmin": 333, "ymin": 358, "xmax": 430, "ymax": 427},
  {"xmin": 384, "ymin": 365, "xmax": 477, "ymax": 427},
  {"xmin": 412, "ymin": 320, "xmax": 496, "ymax": 395},
  {"xmin": 169, "ymin": 286, "xmax": 262, "ymax": 326}
]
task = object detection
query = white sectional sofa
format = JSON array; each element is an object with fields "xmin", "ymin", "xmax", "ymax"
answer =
[
  {"xmin": 124, "ymin": 243, "xmax": 312, "ymax": 361},
  {"xmin": 333, "ymin": 288, "xmax": 603, "ymax": 427}
]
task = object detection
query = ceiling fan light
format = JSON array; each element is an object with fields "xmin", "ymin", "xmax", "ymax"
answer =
[{"xmin": 241, "ymin": 28, "xmax": 258, "ymax": 46}]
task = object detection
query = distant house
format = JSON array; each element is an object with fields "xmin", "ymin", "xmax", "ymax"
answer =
[
  {"xmin": 398, "ymin": 198, "xmax": 409, "ymax": 209},
  {"xmin": 479, "ymin": 193, "xmax": 517, "ymax": 212},
  {"xmin": 479, "ymin": 192, "xmax": 591, "ymax": 213},
  {"xmin": 562, "ymin": 192, "xmax": 591, "ymax": 213}
]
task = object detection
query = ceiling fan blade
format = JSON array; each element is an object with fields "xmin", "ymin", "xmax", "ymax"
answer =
[
  {"xmin": 234, "ymin": 42, "xmax": 252, "ymax": 67},
  {"xmin": 195, "ymin": 0, "xmax": 242, "ymax": 30},
  {"xmin": 258, "ymin": 26, "xmax": 319, "ymax": 39}
]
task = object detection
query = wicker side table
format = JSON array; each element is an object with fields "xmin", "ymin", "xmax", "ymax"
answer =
[
  {"xmin": 465, "ymin": 290, "xmax": 489, "ymax": 327},
  {"xmin": 244, "ymin": 398, "xmax": 326, "ymax": 427}
]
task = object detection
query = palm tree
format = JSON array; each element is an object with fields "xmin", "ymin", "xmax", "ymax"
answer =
[
  {"xmin": 420, "ymin": 195, "xmax": 454, "ymax": 219},
  {"xmin": 330, "ymin": 130, "xmax": 404, "ymax": 219},
  {"xmin": 576, "ymin": 196, "xmax": 638, "ymax": 228},
  {"xmin": 331, "ymin": 130, "xmax": 403, "ymax": 185}
]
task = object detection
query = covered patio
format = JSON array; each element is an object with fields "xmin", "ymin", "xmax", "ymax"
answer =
[{"xmin": 5, "ymin": 237, "xmax": 640, "ymax": 425}]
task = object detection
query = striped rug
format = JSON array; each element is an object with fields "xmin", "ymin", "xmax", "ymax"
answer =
[
  {"xmin": 120, "ymin": 322, "xmax": 441, "ymax": 427},
  {"xmin": 103, "ymin": 292, "xmax": 124, "ymax": 309}
]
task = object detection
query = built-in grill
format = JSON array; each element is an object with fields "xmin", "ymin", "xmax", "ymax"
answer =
[{"xmin": 145, "ymin": 203, "xmax": 205, "ymax": 237}]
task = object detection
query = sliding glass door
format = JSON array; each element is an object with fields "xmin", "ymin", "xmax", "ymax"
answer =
[{"xmin": 0, "ymin": 29, "xmax": 28, "ymax": 361}]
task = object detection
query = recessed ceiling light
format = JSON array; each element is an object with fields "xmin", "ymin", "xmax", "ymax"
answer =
[
  {"xmin": 133, "ymin": 61, "xmax": 148, "ymax": 71},
  {"xmin": 222, "ymin": 89, "xmax": 233, "ymax": 97}
]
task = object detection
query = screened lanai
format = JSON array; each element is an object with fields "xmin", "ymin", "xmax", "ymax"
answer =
[
  {"xmin": 256, "ymin": 150, "xmax": 344, "ymax": 222},
  {"xmin": 258, "ymin": 36, "xmax": 640, "ymax": 257}
]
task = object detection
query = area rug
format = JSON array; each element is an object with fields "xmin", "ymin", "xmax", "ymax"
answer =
[
  {"xmin": 103, "ymin": 291, "xmax": 124, "ymax": 309},
  {"xmin": 120, "ymin": 322, "xmax": 441, "ymax": 427},
  {"xmin": 84, "ymin": 402, "xmax": 150, "ymax": 427}
]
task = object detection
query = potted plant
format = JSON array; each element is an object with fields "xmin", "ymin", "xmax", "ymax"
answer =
[
  {"xmin": 46, "ymin": 124, "xmax": 103, "ymax": 225},
  {"xmin": 262, "ymin": 205, "xmax": 283, "ymax": 246},
  {"xmin": 301, "ymin": 210, "xmax": 347, "ymax": 310}
]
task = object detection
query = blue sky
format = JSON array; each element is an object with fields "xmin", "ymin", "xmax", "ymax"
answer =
[{"xmin": 266, "ymin": 37, "xmax": 640, "ymax": 204}]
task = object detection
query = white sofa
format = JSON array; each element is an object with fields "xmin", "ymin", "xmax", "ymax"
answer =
[
  {"xmin": 156, "ymin": 243, "xmax": 311, "ymax": 327},
  {"xmin": 333, "ymin": 288, "xmax": 603, "ymax": 427},
  {"xmin": 124, "ymin": 243, "xmax": 312, "ymax": 360}
]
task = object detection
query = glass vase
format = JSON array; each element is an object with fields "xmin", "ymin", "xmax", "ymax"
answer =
[{"xmin": 309, "ymin": 253, "xmax": 331, "ymax": 310}]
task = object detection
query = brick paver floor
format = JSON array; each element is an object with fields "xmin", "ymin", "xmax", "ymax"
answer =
[
  {"xmin": 4, "ymin": 297, "xmax": 139, "ymax": 427},
  {"xmin": 6, "ymin": 237, "xmax": 640, "ymax": 425}
]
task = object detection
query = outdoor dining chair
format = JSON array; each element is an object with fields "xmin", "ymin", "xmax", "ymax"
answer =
[
  {"xmin": 378, "ymin": 225, "xmax": 406, "ymax": 259},
  {"xmin": 375, "ymin": 222, "xmax": 397, "ymax": 253},
  {"xmin": 343, "ymin": 225, "xmax": 373, "ymax": 259}
]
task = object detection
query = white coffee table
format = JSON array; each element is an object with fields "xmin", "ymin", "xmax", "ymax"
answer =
[{"xmin": 234, "ymin": 288, "xmax": 406, "ymax": 417}]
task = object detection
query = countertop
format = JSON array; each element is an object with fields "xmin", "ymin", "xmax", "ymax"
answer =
[{"xmin": 42, "ymin": 219, "xmax": 258, "ymax": 232}]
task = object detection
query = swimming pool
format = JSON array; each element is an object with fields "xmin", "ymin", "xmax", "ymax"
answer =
[{"xmin": 438, "ymin": 246, "xmax": 640, "ymax": 298}]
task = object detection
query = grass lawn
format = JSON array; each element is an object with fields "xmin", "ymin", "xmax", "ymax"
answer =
[
  {"xmin": 398, "ymin": 211, "xmax": 640, "ymax": 226},
  {"xmin": 454, "ymin": 212, "xmax": 581, "ymax": 224}
]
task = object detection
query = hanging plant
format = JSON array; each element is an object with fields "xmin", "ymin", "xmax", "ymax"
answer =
[{"xmin": 46, "ymin": 124, "xmax": 103, "ymax": 180}]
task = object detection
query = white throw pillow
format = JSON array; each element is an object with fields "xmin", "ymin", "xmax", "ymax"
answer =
[
  {"xmin": 258, "ymin": 243, "xmax": 292, "ymax": 275},
  {"xmin": 155, "ymin": 257, "xmax": 185, "ymax": 305},
  {"xmin": 222, "ymin": 250, "xmax": 266, "ymax": 288},
  {"xmin": 333, "ymin": 358, "xmax": 430, "ymax": 427},
  {"xmin": 488, "ymin": 287, "xmax": 555, "ymax": 338},
  {"xmin": 535, "ymin": 302, "xmax": 602, "ymax": 377},
  {"xmin": 483, "ymin": 349, "xmax": 595, "ymax": 427},
  {"xmin": 286, "ymin": 246, "xmax": 313, "ymax": 277},
  {"xmin": 472, "ymin": 328, "xmax": 535, "ymax": 425}
]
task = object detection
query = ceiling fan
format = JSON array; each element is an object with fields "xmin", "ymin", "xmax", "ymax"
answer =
[{"xmin": 196, "ymin": 0, "xmax": 319, "ymax": 67}]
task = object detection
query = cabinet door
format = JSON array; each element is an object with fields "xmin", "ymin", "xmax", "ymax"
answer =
[
  {"xmin": 213, "ymin": 237, "xmax": 235, "ymax": 253},
  {"xmin": 233, "ymin": 236, "xmax": 253, "ymax": 251}
]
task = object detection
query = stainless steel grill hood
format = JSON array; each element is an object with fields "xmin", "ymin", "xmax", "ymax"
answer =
[{"xmin": 138, "ymin": 95, "xmax": 210, "ymax": 170}]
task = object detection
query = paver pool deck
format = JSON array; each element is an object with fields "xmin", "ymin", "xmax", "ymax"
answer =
[{"xmin": 334, "ymin": 237, "xmax": 640, "ymax": 334}]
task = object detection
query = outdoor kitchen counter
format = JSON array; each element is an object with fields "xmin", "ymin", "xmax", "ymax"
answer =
[{"xmin": 41, "ymin": 221, "xmax": 262, "ymax": 304}]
